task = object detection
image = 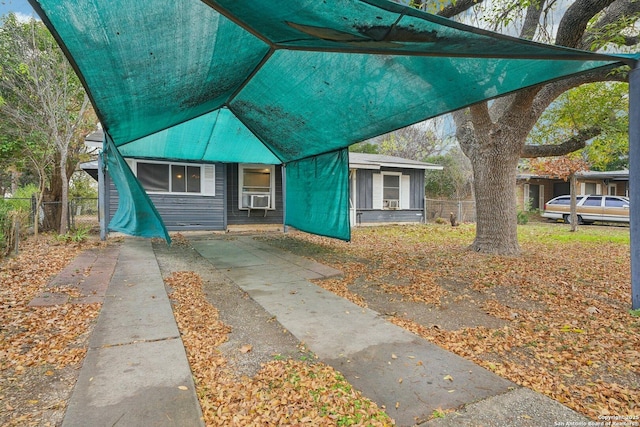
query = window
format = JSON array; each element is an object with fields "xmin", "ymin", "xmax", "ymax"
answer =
[
  {"xmin": 131, "ymin": 159, "xmax": 214, "ymax": 195},
  {"xmin": 549, "ymin": 197, "xmax": 571, "ymax": 205},
  {"xmin": 583, "ymin": 196, "xmax": 602, "ymax": 207},
  {"xmin": 584, "ymin": 182, "xmax": 597, "ymax": 195},
  {"xmin": 239, "ymin": 164, "xmax": 275, "ymax": 209},
  {"xmin": 137, "ymin": 162, "xmax": 170, "ymax": 192},
  {"xmin": 605, "ymin": 197, "xmax": 629, "ymax": 208},
  {"xmin": 382, "ymin": 173, "xmax": 401, "ymax": 209}
]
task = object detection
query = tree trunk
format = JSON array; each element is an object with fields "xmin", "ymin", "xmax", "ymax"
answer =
[
  {"xmin": 455, "ymin": 102, "xmax": 529, "ymax": 256},
  {"xmin": 42, "ymin": 155, "xmax": 62, "ymax": 232},
  {"xmin": 468, "ymin": 149, "xmax": 521, "ymax": 255},
  {"xmin": 569, "ymin": 173, "xmax": 578, "ymax": 232},
  {"xmin": 59, "ymin": 143, "xmax": 69, "ymax": 235}
]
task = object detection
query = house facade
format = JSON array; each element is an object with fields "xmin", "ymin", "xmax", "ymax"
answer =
[
  {"xmin": 82, "ymin": 152, "xmax": 442, "ymax": 233},
  {"xmin": 516, "ymin": 170, "xmax": 629, "ymax": 211},
  {"xmin": 348, "ymin": 153, "xmax": 442, "ymax": 225}
]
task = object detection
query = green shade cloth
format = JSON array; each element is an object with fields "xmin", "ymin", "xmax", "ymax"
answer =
[
  {"xmin": 119, "ymin": 108, "xmax": 281, "ymax": 164},
  {"xmin": 285, "ymin": 149, "xmax": 350, "ymax": 240},
  {"xmin": 29, "ymin": 0, "xmax": 638, "ymax": 241},
  {"xmin": 104, "ymin": 136, "xmax": 171, "ymax": 243}
]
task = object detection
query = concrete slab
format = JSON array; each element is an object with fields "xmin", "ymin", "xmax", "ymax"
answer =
[
  {"xmin": 63, "ymin": 339, "xmax": 201, "ymax": 427},
  {"xmin": 193, "ymin": 236, "xmax": 515, "ymax": 426},
  {"xmin": 423, "ymin": 387, "xmax": 591, "ymax": 426},
  {"xmin": 29, "ymin": 246, "xmax": 119, "ymax": 307},
  {"xmin": 63, "ymin": 238, "xmax": 203, "ymax": 427}
]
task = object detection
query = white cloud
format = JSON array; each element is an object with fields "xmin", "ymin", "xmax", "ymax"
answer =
[{"xmin": 13, "ymin": 11, "xmax": 40, "ymax": 22}]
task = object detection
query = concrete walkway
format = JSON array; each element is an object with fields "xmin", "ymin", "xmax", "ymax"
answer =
[
  {"xmin": 62, "ymin": 238, "xmax": 203, "ymax": 427},
  {"xmin": 55, "ymin": 234, "xmax": 591, "ymax": 427},
  {"xmin": 191, "ymin": 235, "xmax": 591, "ymax": 427}
]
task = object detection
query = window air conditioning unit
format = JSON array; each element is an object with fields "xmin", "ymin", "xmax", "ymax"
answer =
[
  {"xmin": 384, "ymin": 199, "xmax": 400, "ymax": 209},
  {"xmin": 250, "ymin": 194, "xmax": 270, "ymax": 209}
]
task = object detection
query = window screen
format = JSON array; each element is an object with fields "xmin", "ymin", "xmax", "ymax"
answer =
[
  {"xmin": 187, "ymin": 166, "xmax": 201, "ymax": 193},
  {"xmin": 243, "ymin": 168, "xmax": 271, "ymax": 193},
  {"xmin": 137, "ymin": 161, "xmax": 202, "ymax": 194},
  {"xmin": 171, "ymin": 165, "xmax": 186, "ymax": 192},
  {"xmin": 137, "ymin": 163, "xmax": 169, "ymax": 192},
  {"xmin": 383, "ymin": 175, "xmax": 400, "ymax": 200},
  {"xmin": 240, "ymin": 166, "xmax": 273, "ymax": 208}
]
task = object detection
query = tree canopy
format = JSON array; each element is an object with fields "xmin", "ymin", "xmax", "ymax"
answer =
[
  {"xmin": 440, "ymin": 0, "xmax": 640, "ymax": 255},
  {"xmin": 0, "ymin": 13, "xmax": 94, "ymax": 233}
]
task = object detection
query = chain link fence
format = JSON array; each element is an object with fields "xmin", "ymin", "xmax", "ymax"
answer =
[
  {"xmin": 424, "ymin": 198, "xmax": 476, "ymax": 223},
  {"xmin": 1, "ymin": 196, "xmax": 99, "ymax": 256}
]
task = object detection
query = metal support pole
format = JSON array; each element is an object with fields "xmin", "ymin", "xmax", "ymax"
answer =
[
  {"xmin": 98, "ymin": 151, "xmax": 107, "ymax": 241},
  {"xmin": 629, "ymin": 62, "xmax": 640, "ymax": 309},
  {"xmin": 282, "ymin": 165, "xmax": 288, "ymax": 234}
]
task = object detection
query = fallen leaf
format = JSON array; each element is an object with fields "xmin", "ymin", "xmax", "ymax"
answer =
[{"xmin": 240, "ymin": 344, "xmax": 252, "ymax": 353}]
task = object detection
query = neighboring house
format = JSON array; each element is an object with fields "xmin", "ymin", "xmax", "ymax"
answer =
[
  {"xmin": 81, "ymin": 144, "xmax": 443, "ymax": 233},
  {"xmin": 516, "ymin": 170, "xmax": 629, "ymax": 211},
  {"xmin": 348, "ymin": 153, "xmax": 443, "ymax": 225}
]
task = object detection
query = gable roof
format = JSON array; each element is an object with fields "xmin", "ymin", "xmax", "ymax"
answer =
[{"xmin": 349, "ymin": 152, "xmax": 443, "ymax": 171}]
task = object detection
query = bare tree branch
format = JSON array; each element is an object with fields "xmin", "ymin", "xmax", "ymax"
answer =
[{"xmin": 520, "ymin": 126, "xmax": 601, "ymax": 157}]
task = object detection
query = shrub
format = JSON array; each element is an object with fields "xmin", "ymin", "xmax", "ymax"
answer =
[{"xmin": 517, "ymin": 210, "xmax": 529, "ymax": 225}]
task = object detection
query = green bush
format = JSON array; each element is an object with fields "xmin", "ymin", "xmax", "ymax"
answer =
[{"xmin": 517, "ymin": 210, "xmax": 529, "ymax": 225}]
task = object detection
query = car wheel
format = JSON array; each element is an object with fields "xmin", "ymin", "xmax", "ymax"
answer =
[{"xmin": 563, "ymin": 214, "xmax": 584, "ymax": 225}]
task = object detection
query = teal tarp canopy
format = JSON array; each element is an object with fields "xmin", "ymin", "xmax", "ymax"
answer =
[{"xmin": 29, "ymin": 0, "xmax": 638, "ymax": 240}]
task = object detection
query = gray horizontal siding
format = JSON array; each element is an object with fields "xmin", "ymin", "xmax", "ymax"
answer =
[
  {"xmin": 226, "ymin": 164, "xmax": 284, "ymax": 225},
  {"xmin": 106, "ymin": 163, "xmax": 225, "ymax": 231},
  {"xmin": 357, "ymin": 209, "xmax": 424, "ymax": 224}
]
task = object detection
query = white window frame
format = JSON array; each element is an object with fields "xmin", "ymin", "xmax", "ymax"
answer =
[
  {"xmin": 238, "ymin": 164, "xmax": 276, "ymax": 210},
  {"xmin": 126, "ymin": 158, "xmax": 215, "ymax": 196},
  {"xmin": 381, "ymin": 172, "xmax": 402, "ymax": 210}
]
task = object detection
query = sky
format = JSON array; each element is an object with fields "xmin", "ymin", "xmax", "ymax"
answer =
[{"xmin": 0, "ymin": 0, "xmax": 39, "ymax": 21}]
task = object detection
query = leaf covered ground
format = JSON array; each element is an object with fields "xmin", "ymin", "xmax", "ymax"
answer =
[
  {"xmin": 2, "ymin": 224, "xmax": 638, "ymax": 425},
  {"xmin": 0, "ymin": 236, "xmax": 101, "ymax": 426},
  {"xmin": 165, "ymin": 267, "xmax": 392, "ymax": 426},
  {"xmin": 262, "ymin": 223, "xmax": 640, "ymax": 421}
]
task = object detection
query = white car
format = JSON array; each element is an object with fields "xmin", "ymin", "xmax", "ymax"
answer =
[{"xmin": 541, "ymin": 195, "xmax": 630, "ymax": 224}]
